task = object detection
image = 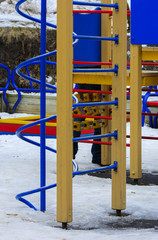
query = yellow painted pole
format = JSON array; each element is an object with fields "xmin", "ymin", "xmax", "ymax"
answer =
[
  {"xmin": 112, "ymin": 0, "xmax": 127, "ymax": 214},
  {"xmin": 57, "ymin": 0, "xmax": 73, "ymax": 228},
  {"xmin": 130, "ymin": 44, "xmax": 142, "ymax": 180},
  {"xmin": 101, "ymin": 0, "xmax": 112, "ymax": 165}
]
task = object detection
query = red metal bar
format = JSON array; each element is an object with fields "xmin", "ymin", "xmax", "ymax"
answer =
[
  {"xmin": 128, "ymin": 62, "xmax": 158, "ymax": 66},
  {"xmin": 79, "ymin": 140, "xmax": 112, "ymax": 145},
  {"xmin": 126, "ymin": 135, "xmax": 158, "ymax": 140},
  {"xmin": 73, "ymin": 114, "xmax": 112, "ymax": 120},
  {"xmin": 141, "ymin": 89, "xmax": 158, "ymax": 92},
  {"xmin": 127, "ymin": 112, "xmax": 158, "ymax": 117},
  {"xmin": 147, "ymin": 101, "xmax": 158, "ymax": 106},
  {"xmin": 142, "ymin": 112, "xmax": 158, "ymax": 116},
  {"xmin": 73, "ymin": 10, "xmax": 131, "ymax": 16},
  {"xmin": 73, "ymin": 10, "xmax": 113, "ymax": 15},
  {"xmin": 73, "ymin": 60, "xmax": 112, "ymax": 66},
  {"xmin": 142, "ymin": 62, "xmax": 158, "ymax": 66},
  {"xmin": 127, "ymin": 111, "xmax": 158, "ymax": 117},
  {"xmin": 73, "ymin": 89, "xmax": 112, "ymax": 94},
  {"xmin": 73, "ymin": 61, "xmax": 158, "ymax": 67},
  {"xmin": 73, "ymin": 89, "xmax": 130, "ymax": 95},
  {"xmin": 126, "ymin": 87, "xmax": 158, "ymax": 92},
  {"xmin": 79, "ymin": 140, "xmax": 130, "ymax": 147},
  {"xmin": 73, "ymin": 114, "xmax": 130, "ymax": 121},
  {"xmin": 141, "ymin": 136, "xmax": 158, "ymax": 140}
]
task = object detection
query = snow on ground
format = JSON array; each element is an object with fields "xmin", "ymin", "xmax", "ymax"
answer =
[
  {"xmin": 0, "ymin": 0, "xmax": 131, "ymax": 28},
  {"xmin": 0, "ymin": 0, "xmax": 158, "ymax": 239},
  {"xmin": 0, "ymin": 112, "xmax": 158, "ymax": 239}
]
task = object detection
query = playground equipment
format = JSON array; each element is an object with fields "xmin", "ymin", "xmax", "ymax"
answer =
[
  {"xmin": 0, "ymin": 0, "xmax": 125, "ymax": 228},
  {"xmin": 142, "ymin": 87, "xmax": 158, "ymax": 128},
  {"xmin": 0, "ymin": 63, "xmax": 10, "ymax": 111},
  {"xmin": 0, "ymin": 0, "xmax": 158, "ymax": 229},
  {"xmin": 130, "ymin": 0, "xmax": 158, "ymax": 181},
  {"xmin": 57, "ymin": 0, "xmax": 127, "ymax": 227}
]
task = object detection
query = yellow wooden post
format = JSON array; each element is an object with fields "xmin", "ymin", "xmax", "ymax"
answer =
[
  {"xmin": 130, "ymin": 44, "xmax": 142, "ymax": 180},
  {"xmin": 112, "ymin": 0, "xmax": 127, "ymax": 214},
  {"xmin": 101, "ymin": 0, "xmax": 112, "ymax": 165},
  {"xmin": 57, "ymin": 0, "xmax": 73, "ymax": 228}
]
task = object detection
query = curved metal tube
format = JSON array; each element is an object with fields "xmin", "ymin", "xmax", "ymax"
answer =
[
  {"xmin": 14, "ymin": 0, "xmax": 118, "ymax": 211},
  {"xmin": 0, "ymin": 63, "xmax": 11, "ymax": 111}
]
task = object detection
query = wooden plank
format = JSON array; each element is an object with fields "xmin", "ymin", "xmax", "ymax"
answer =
[
  {"xmin": 111, "ymin": 0, "xmax": 126, "ymax": 211},
  {"xmin": 73, "ymin": 71, "xmax": 158, "ymax": 86},
  {"xmin": 130, "ymin": 45, "xmax": 142, "ymax": 180},
  {"xmin": 6, "ymin": 93, "xmax": 56, "ymax": 115},
  {"xmin": 101, "ymin": 0, "xmax": 111, "ymax": 165},
  {"xmin": 57, "ymin": 0, "xmax": 73, "ymax": 225},
  {"xmin": 142, "ymin": 47, "xmax": 158, "ymax": 61}
]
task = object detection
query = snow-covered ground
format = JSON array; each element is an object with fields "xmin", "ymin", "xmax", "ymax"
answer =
[
  {"xmin": 0, "ymin": 0, "xmax": 158, "ymax": 239},
  {"xmin": 0, "ymin": 0, "xmax": 131, "ymax": 28},
  {"xmin": 0, "ymin": 111, "xmax": 158, "ymax": 240},
  {"xmin": 0, "ymin": 0, "xmax": 57, "ymax": 28}
]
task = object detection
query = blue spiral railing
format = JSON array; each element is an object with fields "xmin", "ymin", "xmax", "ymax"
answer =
[
  {"xmin": 0, "ymin": 63, "xmax": 11, "ymax": 111},
  {"xmin": 13, "ymin": 0, "xmax": 118, "ymax": 211}
]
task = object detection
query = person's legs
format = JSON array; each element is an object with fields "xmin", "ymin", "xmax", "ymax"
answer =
[
  {"xmin": 91, "ymin": 128, "xmax": 101, "ymax": 165},
  {"xmin": 73, "ymin": 130, "xmax": 81, "ymax": 159},
  {"xmin": 73, "ymin": 117, "xmax": 84, "ymax": 159}
]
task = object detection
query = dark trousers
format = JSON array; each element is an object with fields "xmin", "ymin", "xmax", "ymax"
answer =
[
  {"xmin": 73, "ymin": 84, "xmax": 101, "ymax": 162},
  {"xmin": 73, "ymin": 123, "xmax": 101, "ymax": 161}
]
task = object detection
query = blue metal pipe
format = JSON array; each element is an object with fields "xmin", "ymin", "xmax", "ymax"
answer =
[
  {"xmin": 16, "ymin": 183, "xmax": 57, "ymax": 211},
  {"xmin": 25, "ymin": 66, "xmax": 34, "ymax": 89},
  {"xmin": 73, "ymin": 1, "xmax": 119, "ymax": 9},
  {"xmin": 73, "ymin": 161, "xmax": 117, "ymax": 176},
  {"xmin": 14, "ymin": 0, "xmax": 119, "ymax": 212},
  {"xmin": 16, "ymin": 160, "xmax": 117, "ymax": 211},
  {"xmin": 12, "ymin": 88, "xmax": 56, "ymax": 93},
  {"xmin": 40, "ymin": 0, "xmax": 47, "ymax": 212},
  {"xmin": 15, "ymin": 0, "xmax": 57, "ymax": 29},
  {"xmin": 73, "ymin": 99, "xmax": 118, "ymax": 108},
  {"xmin": 0, "ymin": 63, "xmax": 11, "ymax": 111},
  {"xmin": 73, "ymin": 131, "xmax": 118, "ymax": 142},
  {"xmin": 73, "ymin": 68, "xmax": 118, "ymax": 73},
  {"xmin": 73, "ymin": 64, "xmax": 118, "ymax": 74},
  {"xmin": 73, "ymin": 35, "xmax": 118, "ymax": 42},
  {"xmin": 16, "ymin": 114, "xmax": 57, "ymax": 152},
  {"xmin": 15, "ymin": 55, "xmax": 57, "ymax": 89}
]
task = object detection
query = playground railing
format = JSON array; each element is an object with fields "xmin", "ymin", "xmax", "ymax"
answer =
[
  {"xmin": 11, "ymin": 61, "xmax": 56, "ymax": 112},
  {"xmin": 142, "ymin": 86, "xmax": 158, "ymax": 128},
  {"xmin": 0, "ymin": 63, "xmax": 11, "ymax": 111}
]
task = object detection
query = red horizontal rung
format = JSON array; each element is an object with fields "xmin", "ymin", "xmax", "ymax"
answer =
[
  {"xmin": 73, "ymin": 10, "xmax": 113, "ymax": 15},
  {"xmin": 141, "ymin": 89, "xmax": 158, "ymax": 92},
  {"xmin": 73, "ymin": 60, "xmax": 112, "ymax": 66},
  {"xmin": 73, "ymin": 10, "xmax": 131, "ymax": 16},
  {"xmin": 126, "ymin": 135, "xmax": 158, "ymax": 140},
  {"xmin": 74, "ymin": 61, "xmax": 158, "ymax": 67},
  {"xmin": 73, "ymin": 89, "xmax": 112, "ymax": 94},
  {"xmin": 142, "ymin": 112, "xmax": 158, "ymax": 116},
  {"xmin": 78, "ymin": 140, "xmax": 130, "ymax": 147},
  {"xmin": 73, "ymin": 114, "xmax": 112, "ymax": 120},
  {"xmin": 147, "ymin": 101, "xmax": 158, "ymax": 106}
]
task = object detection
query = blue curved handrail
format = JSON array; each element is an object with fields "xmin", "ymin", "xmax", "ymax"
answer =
[
  {"xmin": 0, "ymin": 63, "xmax": 11, "ymax": 111},
  {"xmin": 12, "ymin": 61, "xmax": 57, "ymax": 112},
  {"xmin": 16, "ymin": 161, "xmax": 117, "ymax": 211},
  {"xmin": 13, "ymin": 0, "xmax": 78, "ymax": 112},
  {"xmin": 14, "ymin": 0, "xmax": 118, "ymax": 211},
  {"xmin": 142, "ymin": 90, "xmax": 158, "ymax": 127}
]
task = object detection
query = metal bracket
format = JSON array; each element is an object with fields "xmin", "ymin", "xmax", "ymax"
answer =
[
  {"xmin": 115, "ymin": 34, "xmax": 119, "ymax": 45},
  {"xmin": 114, "ymin": 64, "xmax": 118, "ymax": 76},
  {"xmin": 113, "ymin": 161, "xmax": 118, "ymax": 172},
  {"xmin": 115, "ymin": 3, "xmax": 119, "ymax": 12}
]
